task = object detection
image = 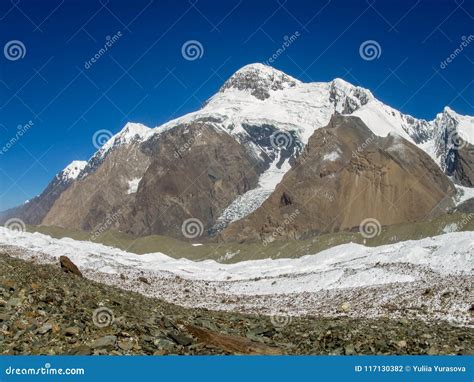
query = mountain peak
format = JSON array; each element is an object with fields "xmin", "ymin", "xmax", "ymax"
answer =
[
  {"xmin": 443, "ymin": 106, "xmax": 458, "ymax": 116},
  {"xmin": 233, "ymin": 62, "xmax": 290, "ymax": 76},
  {"xmin": 330, "ymin": 77, "xmax": 374, "ymax": 100},
  {"xmin": 117, "ymin": 122, "xmax": 151, "ymax": 140},
  {"xmin": 58, "ymin": 160, "xmax": 87, "ymax": 181},
  {"xmin": 99, "ymin": 122, "xmax": 152, "ymax": 157},
  {"xmin": 219, "ymin": 63, "xmax": 301, "ymax": 100}
]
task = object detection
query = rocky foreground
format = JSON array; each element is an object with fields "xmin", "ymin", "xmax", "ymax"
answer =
[{"xmin": 1, "ymin": 252, "xmax": 472, "ymax": 355}]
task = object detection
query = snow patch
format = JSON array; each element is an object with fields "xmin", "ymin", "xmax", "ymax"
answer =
[
  {"xmin": 322, "ymin": 150, "xmax": 341, "ymax": 162},
  {"xmin": 127, "ymin": 177, "xmax": 141, "ymax": 194},
  {"xmin": 455, "ymin": 185, "xmax": 474, "ymax": 206},
  {"xmin": 98, "ymin": 122, "xmax": 152, "ymax": 159},
  {"xmin": 213, "ymin": 154, "xmax": 291, "ymax": 229}
]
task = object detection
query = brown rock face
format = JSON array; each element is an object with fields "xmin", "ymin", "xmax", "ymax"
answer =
[
  {"xmin": 59, "ymin": 256, "xmax": 82, "ymax": 277},
  {"xmin": 0, "ymin": 167, "xmax": 82, "ymax": 226},
  {"xmin": 123, "ymin": 122, "xmax": 264, "ymax": 238},
  {"xmin": 185, "ymin": 324, "xmax": 282, "ymax": 355},
  {"xmin": 42, "ymin": 143, "xmax": 151, "ymax": 232},
  {"xmin": 453, "ymin": 142, "xmax": 474, "ymax": 187},
  {"xmin": 221, "ymin": 115, "xmax": 456, "ymax": 243},
  {"xmin": 41, "ymin": 122, "xmax": 265, "ymax": 240}
]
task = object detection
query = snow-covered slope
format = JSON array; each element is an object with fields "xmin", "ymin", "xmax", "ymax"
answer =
[
  {"xmin": 98, "ymin": 122, "xmax": 152, "ymax": 159},
  {"xmin": 352, "ymin": 100, "xmax": 432, "ymax": 143},
  {"xmin": 1, "ymin": 227, "xmax": 472, "ymax": 325},
  {"xmin": 57, "ymin": 160, "xmax": 87, "ymax": 182},
  {"xmin": 441, "ymin": 107, "xmax": 474, "ymax": 145},
  {"xmin": 211, "ymin": 152, "xmax": 292, "ymax": 231},
  {"xmin": 455, "ymin": 185, "xmax": 474, "ymax": 205},
  {"xmin": 154, "ymin": 64, "xmax": 374, "ymax": 146},
  {"xmin": 431, "ymin": 108, "xmax": 474, "ymax": 162}
]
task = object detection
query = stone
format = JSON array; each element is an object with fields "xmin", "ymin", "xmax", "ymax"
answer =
[
  {"xmin": 118, "ymin": 339, "xmax": 134, "ymax": 351},
  {"xmin": 7, "ymin": 298, "xmax": 22, "ymax": 308},
  {"xmin": 138, "ymin": 277, "xmax": 149, "ymax": 284},
  {"xmin": 37, "ymin": 323, "xmax": 53, "ymax": 335},
  {"xmin": 2, "ymin": 279, "xmax": 16, "ymax": 291},
  {"xmin": 344, "ymin": 344, "xmax": 356, "ymax": 355},
  {"xmin": 91, "ymin": 335, "xmax": 117, "ymax": 349},
  {"xmin": 340, "ymin": 302, "xmax": 351, "ymax": 312},
  {"xmin": 168, "ymin": 332, "xmax": 193, "ymax": 346},
  {"xmin": 154, "ymin": 339, "xmax": 176, "ymax": 352},
  {"xmin": 397, "ymin": 340, "xmax": 407, "ymax": 348},
  {"xmin": 64, "ymin": 326, "xmax": 80, "ymax": 336},
  {"xmin": 59, "ymin": 256, "xmax": 83, "ymax": 277},
  {"xmin": 427, "ymin": 346, "xmax": 439, "ymax": 355},
  {"xmin": 70, "ymin": 345, "xmax": 92, "ymax": 355}
]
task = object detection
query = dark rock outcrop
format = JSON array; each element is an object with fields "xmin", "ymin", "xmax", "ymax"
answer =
[{"xmin": 59, "ymin": 256, "xmax": 82, "ymax": 277}]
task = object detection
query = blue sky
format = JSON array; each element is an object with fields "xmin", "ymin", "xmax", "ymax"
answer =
[{"xmin": 0, "ymin": 0, "xmax": 473, "ymax": 209}]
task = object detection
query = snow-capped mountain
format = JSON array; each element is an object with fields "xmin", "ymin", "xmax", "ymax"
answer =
[
  {"xmin": 0, "ymin": 160, "xmax": 87, "ymax": 225},
  {"xmin": 78, "ymin": 122, "xmax": 152, "ymax": 180},
  {"xmin": 156, "ymin": 64, "xmax": 374, "ymax": 146},
  {"xmin": 430, "ymin": 107, "xmax": 474, "ymax": 186},
  {"xmin": 221, "ymin": 114, "xmax": 456, "ymax": 243},
  {"xmin": 3, "ymin": 63, "xmax": 473, "ymax": 239}
]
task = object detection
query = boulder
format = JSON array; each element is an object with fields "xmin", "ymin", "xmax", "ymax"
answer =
[{"xmin": 59, "ymin": 256, "xmax": 82, "ymax": 277}]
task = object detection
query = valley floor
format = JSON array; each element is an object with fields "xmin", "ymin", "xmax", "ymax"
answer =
[
  {"xmin": 0, "ymin": 228, "xmax": 473, "ymax": 327},
  {"xmin": 0, "ymin": 253, "xmax": 472, "ymax": 355}
]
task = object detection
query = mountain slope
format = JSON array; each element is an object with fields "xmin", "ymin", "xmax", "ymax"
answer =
[
  {"xmin": 0, "ymin": 160, "xmax": 87, "ymax": 225},
  {"xmin": 430, "ymin": 107, "xmax": 474, "ymax": 186},
  {"xmin": 222, "ymin": 115, "xmax": 455, "ymax": 242},
  {"xmin": 121, "ymin": 122, "xmax": 266, "ymax": 238},
  {"xmin": 42, "ymin": 125, "xmax": 153, "ymax": 232}
]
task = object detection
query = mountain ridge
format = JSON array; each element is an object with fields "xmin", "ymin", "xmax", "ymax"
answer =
[{"xmin": 1, "ymin": 63, "xmax": 473, "ymax": 240}]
